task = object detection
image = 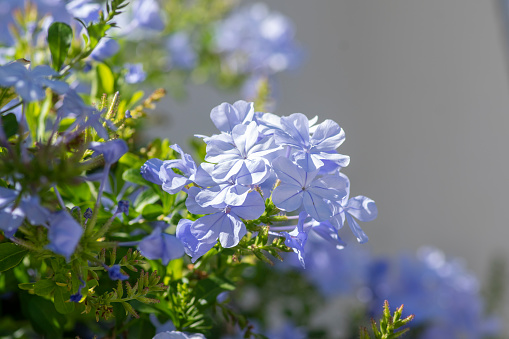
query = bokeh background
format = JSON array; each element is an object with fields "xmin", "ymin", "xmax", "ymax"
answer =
[{"xmin": 148, "ymin": 0, "xmax": 509, "ymax": 286}]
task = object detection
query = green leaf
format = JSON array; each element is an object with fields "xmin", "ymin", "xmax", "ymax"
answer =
[
  {"xmin": 0, "ymin": 88, "xmax": 17, "ymax": 110},
  {"xmin": 0, "ymin": 243, "xmax": 28, "ymax": 272},
  {"xmin": 34, "ymin": 279, "xmax": 56, "ymax": 296},
  {"xmin": 123, "ymin": 168, "xmax": 148, "ymax": 186},
  {"xmin": 54, "ymin": 286, "xmax": 75, "ymax": 314},
  {"xmin": 96, "ymin": 63, "xmax": 115, "ymax": 94},
  {"xmin": 20, "ymin": 293, "xmax": 65, "ymax": 337},
  {"xmin": 142, "ymin": 204, "xmax": 164, "ymax": 220},
  {"xmin": 18, "ymin": 282, "xmax": 35, "ymax": 291},
  {"xmin": 1, "ymin": 113, "xmax": 18, "ymax": 139},
  {"xmin": 47, "ymin": 22, "xmax": 73, "ymax": 71},
  {"xmin": 194, "ymin": 276, "xmax": 236, "ymax": 305},
  {"xmin": 134, "ymin": 188, "xmax": 160, "ymax": 213}
]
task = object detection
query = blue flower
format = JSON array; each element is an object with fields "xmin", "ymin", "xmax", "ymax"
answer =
[
  {"xmin": 329, "ymin": 172, "xmax": 377, "ymax": 244},
  {"xmin": 142, "ymin": 144, "xmax": 197, "ymax": 194},
  {"xmin": 46, "ymin": 211, "xmax": 83, "ymax": 260},
  {"xmin": 117, "ymin": 200, "xmax": 129, "ymax": 215},
  {"xmin": 209, "ymin": 100, "xmax": 255, "ymax": 134},
  {"xmin": 90, "ymin": 38, "xmax": 120, "ymax": 61},
  {"xmin": 189, "ymin": 190, "xmax": 265, "ymax": 248},
  {"xmin": 69, "ymin": 278, "xmax": 86, "ymax": 303},
  {"xmin": 124, "ymin": 63, "xmax": 146, "ymax": 84},
  {"xmin": 167, "ymin": 32, "xmax": 197, "ymax": 70},
  {"xmin": 107, "ymin": 264, "xmax": 129, "ymax": 281},
  {"xmin": 152, "ymin": 331, "xmax": 206, "ymax": 339},
  {"xmin": 176, "ymin": 218, "xmax": 216, "ymax": 263},
  {"xmin": 215, "ymin": 3, "xmax": 301, "ymax": 75},
  {"xmin": 89, "ymin": 139, "xmax": 128, "ymax": 165},
  {"xmin": 0, "ymin": 63, "xmax": 69, "ymax": 102},
  {"xmin": 281, "ymin": 211, "xmax": 309, "ymax": 268},
  {"xmin": 138, "ymin": 227, "xmax": 185, "ymax": 265},
  {"xmin": 115, "ymin": 0, "xmax": 165, "ymax": 37},
  {"xmin": 0, "ymin": 187, "xmax": 50, "ymax": 237},
  {"xmin": 65, "ymin": 0, "xmax": 101, "ymax": 24},
  {"xmin": 271, "ymin": 156, "xmax": 347, "ymax": 221},
  {"xmin": 274, "ymin": 113, "xmax": 349, "ymax": 172}
]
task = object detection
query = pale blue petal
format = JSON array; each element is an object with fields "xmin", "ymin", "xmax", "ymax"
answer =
[
  {"xmin": 46, "ymin": 211, "xmax": 83, "ymax": 260},
  {"xmin": 272, "ymin": 156, "xmax": 305, "ymax": 187},
  {"xmin": 346, "ymin": 195, "xmax": 378, "ymax": 222},
  {"xmin": 345, "ymin": 213, "xmax": 369, "ymax": 244},
  {"xmin": 90, "ymin": 140, "xmax": 128, "ymax": 165},
  {"xmin": 230, "ymin": 191, "xmax": 265, "ymax": 219},
  {"xmin": 185, "ymin": 186, "xmax": 219, "ymax": 214},
  {"xmin": 310, "ymin": 119, "xmax": 345, "ymax": 151},
  {"xmin": 176, "ymin": 219, "xmax": 216, "ymax": 262},
  {"xmin": 303, "ymin": 191, "xmax": 332, "ymax": 221},
  {"xmin": 272, "ymin": 184, "xmax": 303, "ymax": 212},
  {"xmin": 140, "ymin": 158, "xmax": 163, "ymax": 185}
]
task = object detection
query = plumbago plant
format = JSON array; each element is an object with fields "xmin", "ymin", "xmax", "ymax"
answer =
[{"xmin": 0, "ymin": 0, "xmax": 413, "ymax": 338}]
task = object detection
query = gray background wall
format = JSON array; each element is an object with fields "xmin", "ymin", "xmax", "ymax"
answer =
[{"xmin": 148, "ymin": 0, "xmax": 509, "ymax": 284}]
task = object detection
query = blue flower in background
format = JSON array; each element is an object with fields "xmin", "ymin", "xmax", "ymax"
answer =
[
  {"xmin": 115, "ymin": 0, "xmax": 165, "ymax": 37},
  {"xmin": 89, "ymin": 139, "xmax": 128, "ymax": 165},
  {"xmin": 215, "ymin": 3, "xmax": 301, "ymax": 75},
  {"xmin": 65, "ymin": 0, "xmax": 101, "ymax": 24},
  {"xmin": 0, "ymin": 63, "xmax": 69, "ymax": 102},
  {"xmin": 167, "ymin": 32, "xmax": 197, "ymax": 70},
  {"xmin": 108, "ymin": 264, "xmax": 129, "ymax": 281},
  {"xmin": 124, "ymin": 63, "xmax": 146, "ymax": 84},
  {"xmin": 90, "ymin": 38, "xmax": 120, "ymax": 61},
  {"xmin": 0, "ymin": 187, "xmax": 50, "ymax": 237},
  {"xmin": 152, "ymin": 331, "xmax": 206, "ymax": 339},
  {"xmin": 46, "ymin": 211, "xmax": 83, "ymax": 260}
]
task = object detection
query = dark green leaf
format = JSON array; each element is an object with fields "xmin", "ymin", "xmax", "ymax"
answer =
[
  {"xmin": 34, "ymin": 279, "xmax": 56, "ymax": 296},
  {"xmin": 54, "ymin": 286, "xmax": 75, "ymax": 314},
  {"xmin": 47, "ymin": 22, "xmax": 73, "ymax": 71},
  {"xmin": 1, "ymin": 113, "xmax": 18, "ymax": 139},
  {"xmin": 194, "ymin": 276, "xmax": 236, "ymax": 305},
  {"xmin": 20, "ymin": 293, "xmax": 65, "ymax": 337},
  {"xmin": 0, "ymin": 243, "xmax": 28, "ymax": 272}
]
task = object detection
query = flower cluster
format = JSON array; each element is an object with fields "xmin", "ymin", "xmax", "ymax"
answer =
[
  {"xmin": 142, "ymin": 100, "xmax": 377, "ymax": 266},
  {"xmin": 280, "ymin": 237, "xmax": 501, "ymax": 338}
]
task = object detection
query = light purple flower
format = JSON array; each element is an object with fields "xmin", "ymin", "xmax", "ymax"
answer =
[
  {"xmin": 90, "ymin": 139, "xmax": 128, "ymax": 165},
  {"xmin": 176, "ymin": 218, "xmax": 216, "ymax": 263},
  {"xmin": 189, "ymin": 191, "xmax": 265, "ymax": 248},
  {"xmin": 152, "ymin": 331, "xmax": 206, "ymax": 339},
  {"xmin": 90, "ymin": 38, "xmax": 120, "ymax": 61},
  {"xmin": 271, "ymin": 156, "xmax": 347, "ymax": 221},
  {"xmin": 0, "ymin": 63, "xmax": 69, "ymax": 102},
  {"xmin": 124, "ymin": 63, "xmax": 146, "ymax": 84},
  {"xmin": 167, "ymin": 32, "xmax": 197, "ymax": 70},
  {"xmin": 275, "ymin": 113, "xmax": 349, "ymax": 172},
  {"xmin": 65, "ymin": 0, "xmax": 101, "ymax": 24},
  {"xmin": 329, "ymin": 173, "xmax": 377, "ymax": 244},
  {"xmin": 138, "ymin": 227, "xmax": 185, "ymax": 265}
]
